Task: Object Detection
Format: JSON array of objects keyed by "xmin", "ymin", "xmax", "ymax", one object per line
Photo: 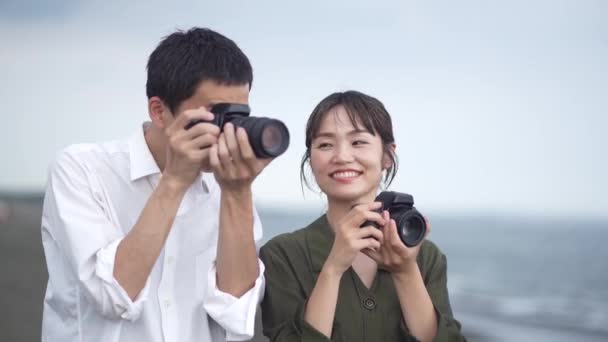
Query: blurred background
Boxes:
[{"xmin": 1, "ymin": 0, "xmax": 606, "ymax": 341}]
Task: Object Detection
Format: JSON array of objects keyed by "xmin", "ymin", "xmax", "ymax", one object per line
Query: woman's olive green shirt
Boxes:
[{"xmin": 260, "ymin": 215, "xmax": 466, "ymax": 342}]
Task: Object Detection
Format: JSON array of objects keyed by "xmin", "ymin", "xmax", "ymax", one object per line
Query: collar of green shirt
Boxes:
[{"xmin": 304, "ymin": 214, "xmax": 336, "ymax": 273}]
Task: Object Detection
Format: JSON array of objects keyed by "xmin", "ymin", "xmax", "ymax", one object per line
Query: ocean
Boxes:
[{"xmin": 258, "ymin": 208, "xmax": 608, "ymax": 340}]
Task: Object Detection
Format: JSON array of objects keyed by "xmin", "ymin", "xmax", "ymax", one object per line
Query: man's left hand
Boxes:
[{"xmin": 208, "ymin": 123, "xmax": 273, "ymax": 191}]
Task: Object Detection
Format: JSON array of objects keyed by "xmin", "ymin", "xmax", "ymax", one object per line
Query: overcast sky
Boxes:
[{"xmin": 1, "ymin": 0, "xmax": 606, "ymax": 218}]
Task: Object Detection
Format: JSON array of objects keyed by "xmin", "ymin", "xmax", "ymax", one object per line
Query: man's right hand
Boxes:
[
  {"xmin": 115, "ymin": 108, "xmax": 218, "ymax": 300},
  {"xmin": 162, "ymin": 108, "xmax": 220, "ymax": 191}
]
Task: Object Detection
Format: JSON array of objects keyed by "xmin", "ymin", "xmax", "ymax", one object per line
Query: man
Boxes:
[{"xmin": 41, "ymin": 27, "xmax": 272, "ymax": 341}]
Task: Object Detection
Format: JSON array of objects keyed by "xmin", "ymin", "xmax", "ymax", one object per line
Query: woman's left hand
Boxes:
[{"xmin": 363, "ymin": 211, "xmax": 432, "ymax": 275}]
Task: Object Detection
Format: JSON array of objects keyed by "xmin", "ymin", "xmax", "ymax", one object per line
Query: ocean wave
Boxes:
[{"xmin": 450, "ymin": 288, "xmax": 608, "ymax": 335}]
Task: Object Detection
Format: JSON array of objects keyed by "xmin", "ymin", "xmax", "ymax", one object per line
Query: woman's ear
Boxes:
[
  {"xmin": 148, "ymin": 96, "xmax": 171, "ymax": 129},
  {"xmin": 383, "ymin": 143, "xmax": 397, "ymax": 169}
]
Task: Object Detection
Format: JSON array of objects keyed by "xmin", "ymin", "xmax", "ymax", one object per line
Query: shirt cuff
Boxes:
[
  {"xmin": 398, "ymin": 318, "xmax": 421, "ymax": 342},
  {"xmin": 398, "ymin": 305, "xmax": 462, "ymax": 342},
  {"xmin": 432, "ymin": 306, "xmax": 463, "ymax": 342},
  {"xmin": 95, "ymin": 238, "xmax": 150, "ymax": 321},
  {"xmin": 294, "ymin": 299, "xmax": 334, "ymax": 341},
  {"xmin": 203, "ymin": 258, "xmax": 265, "ymax": 341}
]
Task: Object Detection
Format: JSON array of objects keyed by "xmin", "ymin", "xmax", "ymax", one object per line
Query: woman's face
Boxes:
[{"xmin": 310, "ymin": 105, "xmax": 391, "ymax": 205}]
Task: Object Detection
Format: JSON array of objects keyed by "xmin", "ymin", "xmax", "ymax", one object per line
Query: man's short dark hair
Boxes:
[{"xmin": 146, "ymin": 27, "xmax": 253, "ymax": 113}]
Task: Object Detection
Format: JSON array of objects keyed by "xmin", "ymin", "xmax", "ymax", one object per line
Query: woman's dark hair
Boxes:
[
  {"xmin": 300, "ymin": 90, "xmax": 398, "ymax": 191},
  {"xmin": 146, "ymin": 27, "xmax": 253, "ymax": 113}
]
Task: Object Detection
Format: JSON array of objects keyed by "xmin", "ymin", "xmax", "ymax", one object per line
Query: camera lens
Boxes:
[
  {"xmin": 229, "ymin": 116, "xmax": 290, "ymax": 158},
  {"xmin": 396, "ymin": 212, "xmax": 426, "ymax": 247},
  {"xmin": 261, "ymin": 122, "xmax": 288, "ymax": 156}
]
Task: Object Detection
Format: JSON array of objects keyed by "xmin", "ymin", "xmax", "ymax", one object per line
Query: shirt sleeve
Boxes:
[
  {"xmin": 202, "ymin": 206, "xmax": 265, "ymax": 341},
  {"xmin": 42, "ymin": 149, "xmax": 150, "ymax": 321},
  {"xmin": 259, "ymin": 240, "xmax": 333, "ymax": 342},
  {"xmin": 400, "ymin": 243, "xmax": 467, "ymax": 342},
  {"xmin": 203, "ymin": 258, "xmax": 265, "ymax": 341}
]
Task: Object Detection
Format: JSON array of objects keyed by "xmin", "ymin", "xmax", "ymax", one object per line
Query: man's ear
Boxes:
[
  {"xmin": 383, "ymin": 143, "xmax": 397, "ymax": 169},
  {"xmin": 148, "ymin": 96, "xmax": 171, "ymax": 129}
]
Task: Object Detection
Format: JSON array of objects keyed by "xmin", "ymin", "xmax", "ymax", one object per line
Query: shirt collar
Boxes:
[
  {"xmin": 129, "ymin": 122, "xmax": 160, "ymax": 181},
  {"xmin": 306, "ymin": 214, "xmax": 336, "ymax": 273}
]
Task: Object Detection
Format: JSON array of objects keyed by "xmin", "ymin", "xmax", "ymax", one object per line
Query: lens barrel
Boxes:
[
  {"xmin": 228, "ymin": 116, "xmax": 290, "ymax": 158},
  {"xmin": 360, "ymin": 191, "xmax": 427, "ymax": 247}
]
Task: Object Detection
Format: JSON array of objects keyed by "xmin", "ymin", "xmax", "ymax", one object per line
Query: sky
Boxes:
[{"xmin": 1, "ymin": 0, "xmax": 606, "ymax": 218}]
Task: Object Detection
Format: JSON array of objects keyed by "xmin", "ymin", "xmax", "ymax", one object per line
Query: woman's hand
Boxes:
[
  {"xmin": 323, "ymin": 202, "xmax": 386, "ymax": 276},
  {"xmin": 364, "ymin": 212, "xmax": 432, "ymax": 276}
]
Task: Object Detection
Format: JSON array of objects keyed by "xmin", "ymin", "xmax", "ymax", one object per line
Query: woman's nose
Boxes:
[{"xmin": 331, "ymin": 144, "xmax": 354, "ymax": 163}]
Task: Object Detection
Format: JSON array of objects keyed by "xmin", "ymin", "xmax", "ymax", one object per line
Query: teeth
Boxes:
[{"xmin": 332, "ymin": 171, "xmax": 359, "ymax": 178}]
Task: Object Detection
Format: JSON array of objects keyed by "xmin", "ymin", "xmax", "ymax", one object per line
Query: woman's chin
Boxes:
[{"xmin": 326, "ymin": 191, "xmax": 377, "ymax": 206}]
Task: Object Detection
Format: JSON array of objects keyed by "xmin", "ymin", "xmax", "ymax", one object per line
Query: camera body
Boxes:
[
  {"xmin": 184, "ymin": 103, "xmax": 290, "ymax": 158},
  {"xmin": 184, "ymin": 103, "xmax": 249, "ymax": 130},
  {"xmin": 362, "ymin": 191, "xmax": 427, "ymax": 247}
]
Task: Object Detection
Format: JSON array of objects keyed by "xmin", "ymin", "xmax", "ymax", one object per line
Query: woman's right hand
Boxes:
[{"xmin": 324, "ymin": 202, "xmax": 386, "ymax": 275}]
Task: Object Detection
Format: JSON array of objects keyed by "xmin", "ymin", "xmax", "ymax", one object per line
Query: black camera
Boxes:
[
  {"xmin": 361, "ymin": 191, "xmax": 427, "ymax": 247},
  {"xmin": 184, "ymin": 103, "xmax": 290, "ymax": 158}
]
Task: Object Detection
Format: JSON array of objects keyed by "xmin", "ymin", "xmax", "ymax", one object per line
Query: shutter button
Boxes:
[{"xmin": 363, "ymin": 297, "xmax": 376, "ymax": 310}]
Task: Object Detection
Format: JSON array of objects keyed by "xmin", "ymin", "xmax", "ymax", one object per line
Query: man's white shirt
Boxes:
[{"xmin": 41, "ymin": 123, "xmax": 265, "ymax": 342}]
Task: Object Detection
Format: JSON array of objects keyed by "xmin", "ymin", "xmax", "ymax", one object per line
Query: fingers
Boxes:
[
  {"xmin": 353, "ymin": 237, "xmax": 381, "ymax": 251},
  {"xmin": 359, "ymin": 201, "xmax": 383, "ymax": 211},
  {"xmin": 424, "ymin": 215, "xmax": 432, "ymax": 237},
  {"xmin": 235, "ymin": 126, "xmax": 257, "ymax": 164},
  {"xmin": 184, "ymin": 132, "xmax": 218, "ymax": 150},
  {"xmin": 167, "ymin": 108, "xmax": 214, "ymax": 135},
  {"xmin": 208, "ymin": 143, "xmax": 223, "ymax": 173},
  {"xmin": 223, "ymin": 123, "xmax": 241, "ymax": 164},
  {"xmin": 213, "ymin": 124, "xmax": 254, "ymax": 176},
  {"xmin": 383, "ymin": 216, "xmax": 393, "ymax": 247},
  {"xmin": 217, "ymin": 133, "xmax": 232, "ymax": 169},
  {"xmin": 347, "ymin": 202, "xmax": 385, "ymax": 227},
  {"xmin": 181, "ymin": 122, "xmax": 220, "ymax": 141},
  {"xmin": 377, "ymin": 217, "xmax": 402, "ymax": 252},
  {"xmin": 362, "ymin": 248, "xmax": 382, "ymax": 263},
  {"xmin": 388, "ymin": 219, "xmax": 408, "ymax": 251},
  {"xmin": 213, "ymin": 124, "xmax": 273, "ymax": 183},
  {"xmin": 166, "ymin": 108, "xmax": 219, "ymax": 158},
  {"xmin": 356, "ymin": 226, "xmax": 384, "ymax": 245}
]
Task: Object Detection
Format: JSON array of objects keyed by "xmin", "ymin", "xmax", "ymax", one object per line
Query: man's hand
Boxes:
[
  {"xmin": 115, "ymin": 108, "xmax": 221, "ymax": 300},
  {"xmin": 208, "ymin": 122, "xmax": 272, "ymax": 192},
  {"xmin": 163, "ymin": 108, "xmax": 220, "ymax": 191}
]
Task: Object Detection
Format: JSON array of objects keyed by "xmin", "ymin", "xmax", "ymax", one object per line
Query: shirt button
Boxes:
[
  {"xmin": 164, "ymin": 299, "xmax": 172, "ymax": 308},
  {"xmin": 363, "ymin": 297, "xmax": 376, "ymax": 310},
  {"xmin": 167, "ymin": 256, "xmax": 174, "ymax": 264}
]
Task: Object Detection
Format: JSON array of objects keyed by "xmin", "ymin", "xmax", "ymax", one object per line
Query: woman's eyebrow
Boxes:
[{"xmin": 315, "ymin": 129, "xmax": 369, "ymax": 139}]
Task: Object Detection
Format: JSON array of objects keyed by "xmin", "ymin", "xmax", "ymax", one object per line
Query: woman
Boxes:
[{"xmin": 260, "ymin": 91, "xmax": 466, "ymax": 341}]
